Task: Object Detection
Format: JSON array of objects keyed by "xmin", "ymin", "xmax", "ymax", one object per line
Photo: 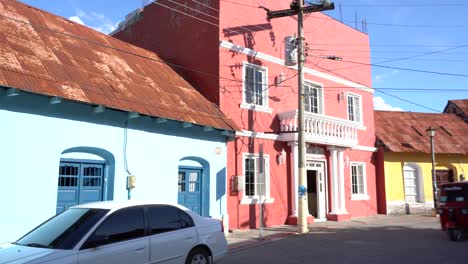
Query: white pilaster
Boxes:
[
  {"xmin": 328, "ymin": 147, "xmax": 341, "ymax": 214},
  {"xmin": 338, "ymin": 149, "xmax": 348, "ymax": 214},
  {"xmin": 289, "ymin": 142, "xmax": 299, "ymax": 216}
]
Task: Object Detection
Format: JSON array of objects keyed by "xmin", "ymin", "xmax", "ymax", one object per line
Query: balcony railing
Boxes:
[{"xmin": 278, "ymin": 110, "xmax": 359, "ymax": 147}]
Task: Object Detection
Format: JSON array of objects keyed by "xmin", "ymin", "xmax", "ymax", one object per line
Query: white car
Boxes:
[{"xmin": 0, "ymin": 201, "xmax": 227, "ymax": 264}]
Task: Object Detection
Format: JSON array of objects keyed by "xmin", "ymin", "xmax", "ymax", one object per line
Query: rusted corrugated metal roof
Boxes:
[
  {"xmin": 448, "ymin": 99, "xmax": 468, "ymax": 114},
  {"xmin": 375, "ymin": 111, "xmax": 468, "ymax": 154},
  {"xmin": 0, "ymin": 0, "xmax": 239, "ymax": 131}
]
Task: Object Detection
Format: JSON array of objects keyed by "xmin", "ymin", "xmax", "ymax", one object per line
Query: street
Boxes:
[{"xmin": 222, "ymin": 216, "xmax": 468, "ymax": 264}]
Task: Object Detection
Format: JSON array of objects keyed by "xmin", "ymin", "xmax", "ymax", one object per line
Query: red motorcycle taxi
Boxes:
[{"xmin": 437, "ymin": 181, "xmax": 468, "ymax": 241}]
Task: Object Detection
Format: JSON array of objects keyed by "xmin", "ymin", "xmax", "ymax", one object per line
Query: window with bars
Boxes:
[
  {"xmin": 347, "ymin": 93, "xmax": 362, "ymax": 122},
  {"xmin": 244, "ymin": 64, "xmax": 267, "ymax": 106},
  {"xmin": 351, "ymin": 163, "xmax": 366, "ymax": 196},
  {"xmin": 304, "ymin": 83, "xmax": 323, "ymax": 114},
  {"xmin": 244, "ymin": 155, "xmax": 268, "ymax": 197}
]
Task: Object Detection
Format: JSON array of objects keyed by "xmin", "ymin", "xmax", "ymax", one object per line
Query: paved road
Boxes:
[{"xmin": 221, "ymin": 216, "xmax": 468, "ymax": 264}]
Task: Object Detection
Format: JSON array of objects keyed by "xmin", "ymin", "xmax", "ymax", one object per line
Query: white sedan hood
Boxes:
[{"xmin": 0, "ymin": 243, "xmax": 60, "ymax": 264}]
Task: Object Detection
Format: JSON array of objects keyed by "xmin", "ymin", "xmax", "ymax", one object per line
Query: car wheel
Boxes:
[
  {"xmin": 448, "ymin": 229, "xmax": 462, "ymax": 241},
  {"xmin": 186, "ymin": 248, "xmax": 210, "ymax": 264}
]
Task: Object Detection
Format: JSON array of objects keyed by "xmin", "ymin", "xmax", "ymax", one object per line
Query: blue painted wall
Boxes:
[{"xmin": 0, "ymin": 90, "xmax": 229, "ymax": 242}]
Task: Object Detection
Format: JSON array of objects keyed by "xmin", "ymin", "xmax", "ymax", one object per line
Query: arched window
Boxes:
[{"xmin": 403, "ymin": 163, "xmax": 424, "ymax": 203}]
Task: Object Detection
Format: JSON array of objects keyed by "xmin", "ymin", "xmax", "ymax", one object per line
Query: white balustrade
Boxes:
[{"xmin": 278, "ymin": 110, "xmax": 359, "ymax": 147}]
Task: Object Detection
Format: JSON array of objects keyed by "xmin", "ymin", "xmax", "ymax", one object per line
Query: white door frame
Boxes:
[{"xmin": 306, "ymin": 159, "xmax": 328, "ymax": 221}]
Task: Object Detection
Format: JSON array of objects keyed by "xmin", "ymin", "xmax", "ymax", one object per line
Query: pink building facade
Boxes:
[{"xmin": 113, "ymin": 0, "xmax": 377, "ymax": 230}]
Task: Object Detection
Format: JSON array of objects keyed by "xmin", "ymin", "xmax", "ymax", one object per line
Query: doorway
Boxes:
[{"xmin": 306, "ymin": 161, "xmax": 327, "ymax": 221}]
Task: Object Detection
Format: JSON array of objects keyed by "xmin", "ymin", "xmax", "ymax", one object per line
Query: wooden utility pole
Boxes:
[{"xmin": 265, "ymin": 0, "xmax": 334, "ymax": 234}]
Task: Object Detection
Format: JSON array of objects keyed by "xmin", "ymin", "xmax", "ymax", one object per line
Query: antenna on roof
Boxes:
[{"xmin": 339, "ymin": 1, "xmax": 343, "ymax": 22}]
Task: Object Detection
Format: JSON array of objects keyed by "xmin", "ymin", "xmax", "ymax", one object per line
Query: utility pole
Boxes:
[{"xmin": 265, "ymin": 0, "xmax": 334, "ymax": 234}]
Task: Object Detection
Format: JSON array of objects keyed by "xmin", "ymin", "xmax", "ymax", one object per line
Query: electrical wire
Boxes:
[
  {"xmin": 307, "ymin": 54, "xmax": 468, "ymax": 78},
  {"xmin": 123, "ymin": 120, "xmax": 132, "ymax": 175},
  {"xmin": 5, "ymin": 2, "xmax": 457, "ymax": 115}
]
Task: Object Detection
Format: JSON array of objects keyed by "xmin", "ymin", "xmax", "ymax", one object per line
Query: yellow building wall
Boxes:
[{"xmin": 384, "ymin": 152, "xmax": 468, "ymax": 203}]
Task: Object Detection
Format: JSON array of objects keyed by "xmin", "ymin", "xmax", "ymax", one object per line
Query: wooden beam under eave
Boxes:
[
  {"xmin": 183, "ymin": 122, "xmax": 193, "ymax": 128},
  {"xmin": 93, "ymin": 105, "xmax": 106, "ymax": 113},
  {"xmin": 203, "ymin": 126, "xmax": 214, "ymax": 132},
  {"xmin": 6, "ymin": 88, "xmax": 20, "ymax": 97},
  {"xmin": 128, "ymin": 112, "xmax": 140, "ymax": 119},
  {"xmin": 49, "ymin": 96, "xmax": 62, "ymax": 105},
  {"xmin": 155, "ymin": 117, "xmax": 167, "ymax": 123}
]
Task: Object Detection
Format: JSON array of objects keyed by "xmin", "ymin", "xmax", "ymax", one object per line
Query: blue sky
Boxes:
[{"xmin": 19, "ymin": 0, "xmax": 468, "ymax": 113}]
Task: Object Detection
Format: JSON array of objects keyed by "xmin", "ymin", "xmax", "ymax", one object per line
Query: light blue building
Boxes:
[{"xmin": 0, "ymin": 0, "xmax": 237, "ymax": 242}]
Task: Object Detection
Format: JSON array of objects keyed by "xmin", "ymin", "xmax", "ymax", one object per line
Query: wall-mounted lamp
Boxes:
[
  {"xmin": 275, "ymin": 72, "xmax": 285, "ymax": 86},
  {"xmin": 277, "ymin": 148, "xmax": 286, "ymax": 165},
  {"xmin": 338, "ymin": 91, "xmax": 345, "ymax": 102}
]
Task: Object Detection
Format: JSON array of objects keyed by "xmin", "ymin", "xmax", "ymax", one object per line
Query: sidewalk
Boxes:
[{"xmin": 226, "ymin": 214, "xmax": 438, "ymax": 250}]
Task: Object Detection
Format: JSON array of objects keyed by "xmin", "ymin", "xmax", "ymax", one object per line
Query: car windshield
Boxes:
[
  {"xmin": 15, "ymin": 208, "xmax": 109, "ymax": 250},
  {"xmin": 439, "ymin": 186, "xmax": 467, "ymax": 202}
]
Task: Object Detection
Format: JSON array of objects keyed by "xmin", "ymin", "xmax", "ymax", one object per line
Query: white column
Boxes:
[
  {"xmin": 328, "ymin": 147, "xmax": 341, "ymax": 214},
  {"xmin": 289, "ymin": 142, "xmax": 299, "ymax": 216},
  {"xmin": 338, "ymin": 149, "xmax": 348, "ymax": 214}
]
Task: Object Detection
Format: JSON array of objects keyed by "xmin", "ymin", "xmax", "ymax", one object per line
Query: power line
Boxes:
[
  {"xmin": 307, "ymin": 53, "xmax": 468, "ymax": 78},
  {"xmin": 150, "ymin": 1, "xmax": 468, "ymax": 78},
  {"xmin": 310, "ymin": 62, "xmax": 441, "ymax": 113},
  {"xmin": 306, "ymin": 14, "xmax": 467, "ymax": 28},
  {"xmin": 341, "ymin": 3, "xmax": 468, "ymax": 7}
]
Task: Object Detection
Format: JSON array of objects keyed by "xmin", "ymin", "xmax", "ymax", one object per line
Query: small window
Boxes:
[
  {"xmin": 244, "ymin": 155, "xmax": 268, "ymax": 197},
  {"xmin": 148, "ymin": 205, "xmax": 194, "ymax": 235},
  {"xmin": 82, "ymin": 207, "xmax": 145, "ymax": 249},
  {"xmin": 351, "ymin": 163, "xmax": 366, "ymax": 196},
  {"xmin": 347, "ymin": 93, "xmax": 362, "ymax": 123},
  {"xmin": 244, "ymin": 63, "xmax": 267, "ymax": 106},
  {"xmin": 304, "ymin": 83, "xmax": 323, "ymax": 114}
]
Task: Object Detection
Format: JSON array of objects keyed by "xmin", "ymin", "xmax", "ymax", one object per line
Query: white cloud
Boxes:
[
  {"xmin": 373, "ymin": 96, "xmax": 404, "ymax": 111},
  {"xmin": 72, "ymin": 9, "xmax": 117, "ymax": 34},
  {"xmin": 373, "ymin": 69, "xmax": 399, "ymax": 84},
  {"xmin": 69, "ymin": 16, "xmax": 85, "ymax": 25}
]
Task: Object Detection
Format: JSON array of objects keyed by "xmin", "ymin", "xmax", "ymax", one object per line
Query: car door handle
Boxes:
[
  {"xmin": 135, "ymin": 247, "xmax": 145, "ymax": 251},
  {"xmin": 184, "ymin": 236, "xmax": 194, "ymax": 240}
]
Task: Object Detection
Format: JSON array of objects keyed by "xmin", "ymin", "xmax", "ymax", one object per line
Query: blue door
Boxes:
[
  {"xmin": 56, "ymin": 161, "xmax": 104, "ymax": 214},
  {"xmin": 178, "ymin": 167, "xmax": 202, "ymax": 215}
]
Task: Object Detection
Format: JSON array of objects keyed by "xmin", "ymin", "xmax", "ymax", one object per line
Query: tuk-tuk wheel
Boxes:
[{"xmin": 448, "ymin": 229, "xmax": 462, "ymax": 241}]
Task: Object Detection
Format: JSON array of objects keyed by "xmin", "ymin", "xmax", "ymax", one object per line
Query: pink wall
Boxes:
[{"xmin": 113, "ymin": 0, "xmax": 377, "ymax": 229}]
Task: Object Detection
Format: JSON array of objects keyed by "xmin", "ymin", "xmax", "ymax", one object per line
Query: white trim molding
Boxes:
[
  {"xmin": 220, "ymin": 40, "xmax": 373, "ymax": 94},
  {"xmin": 351, "ymin": 145, "xmax": 377, "ymax": 152},
  {"xmin": 236, "ymin": 130, "xmax": 280, "ymax": 140}
]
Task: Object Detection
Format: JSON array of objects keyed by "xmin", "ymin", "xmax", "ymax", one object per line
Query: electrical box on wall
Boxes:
[
  {"xmin": 232, "ymin": 175, "xmax": 245, "ymax": 192},
  {"xmin": 127, "ymin": 175, "xmax": 136, "ymax": 189},
  {"xmin": 284, "ymin": 36, "xmax": 298, "ymax": 66}
]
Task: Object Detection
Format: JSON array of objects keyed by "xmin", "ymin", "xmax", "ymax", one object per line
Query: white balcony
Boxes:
[{"xmin": 278, "ymin": 110, "xmax": 359, "ymax": 147}]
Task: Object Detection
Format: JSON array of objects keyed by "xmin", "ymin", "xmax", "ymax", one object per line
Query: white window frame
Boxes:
[
  {"xmin": 304, "ymin": 80, "xmax": 325, "ymax": 115},
  {"xmin": 346, "ymin": 92, "xmax": 363, "ymax": 124},
  {"xmin": 350, "ymin": 162, "xmax": 369, "ymax": 200},
  {"xmin": 240, "ymin": 62, "xmax": 272, "ymax": 113},
  {"xmin": 240, "ymin": 153, "xmax": 274, "ymax": 204},
  {"xmin": 403, "ymin": 163, "xmax": 424, "ymax": 203}
]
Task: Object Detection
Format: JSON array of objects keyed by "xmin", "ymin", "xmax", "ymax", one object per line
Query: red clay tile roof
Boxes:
[
  {"xmin": 0, "ymin": 0, "xmax": 238, "ymax": 131},
  {"xmin": 375, "ymin": 111, "xmax": 468, "ymax": 154},
  {"xmin": 446, "ymin": 99, "xmax": 468, "ymax": 114}
]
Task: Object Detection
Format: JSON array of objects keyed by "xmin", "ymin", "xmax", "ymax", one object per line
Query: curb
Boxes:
[{"xmin": 228, "ymin": 232, "xmax": 297, "ymax": 251}]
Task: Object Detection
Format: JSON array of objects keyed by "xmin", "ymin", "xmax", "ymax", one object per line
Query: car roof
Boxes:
[
  {"xmin": 441, "ymin": 181, "xmax": 468, "ymax": 187},
  {"xmin": 72, "ymin": 200, "xmax": 190, "ymax": 211}
]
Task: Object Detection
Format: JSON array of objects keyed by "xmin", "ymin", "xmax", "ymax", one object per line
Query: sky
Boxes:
[{"xmin": 18, "ymin": 0, "xmax": 468, "ymax": 113}]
